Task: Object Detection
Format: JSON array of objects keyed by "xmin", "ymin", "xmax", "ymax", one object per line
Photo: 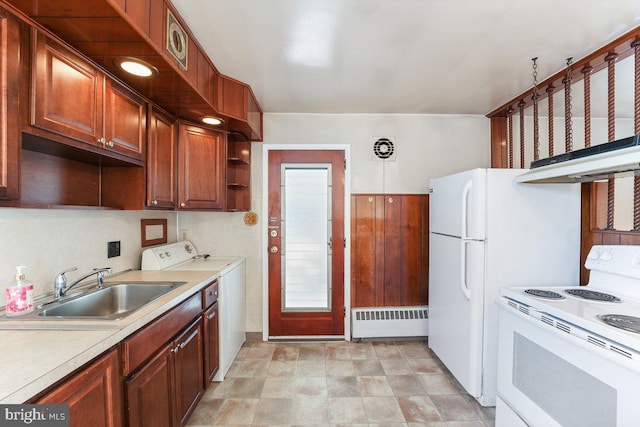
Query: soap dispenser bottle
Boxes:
[{"xmin": 5, "ymin": 266, "xmax": 34, "ymax": 316}]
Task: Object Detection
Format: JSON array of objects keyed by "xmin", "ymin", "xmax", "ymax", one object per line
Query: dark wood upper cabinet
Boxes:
[
  {"xmin": 177, "ymin": 123, "xmax": 226, "ymax": 210},
  {"xmin": 0, "ymin": 6, "xmax": 21, "ymax": 203},
  {"xmin": 104, "ymin": 79, "xmax": 146, "ymax": 159},
  {"xmin": 147, "ymin": 106, "xmax": 177, "ymax": 208},
  {"xmin": 31, "ymin": 30, "xmax": 103, "ymax": 147},
  {"xmin": 29, "ymin": 29, "xmax": 145, "ymax": 162},
  {"xmin": 217, "ymin": 76, "xmax": 246, "ymax": 120},
  {"xmin": 34, "ymin": 348, "xmax": 124, "ymax": 427},
  {"xmin": 351, "ymin": 194, "xmax": 429, "ymax": 307}
]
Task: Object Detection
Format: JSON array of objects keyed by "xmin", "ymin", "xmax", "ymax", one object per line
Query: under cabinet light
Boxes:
[
  {"xmin": 114, "ymin": 57, "xmax": 159, "ymax": 78},
  {"xmin": 201, "ymin": 116, "xmax": 224, "ymax": 126}
]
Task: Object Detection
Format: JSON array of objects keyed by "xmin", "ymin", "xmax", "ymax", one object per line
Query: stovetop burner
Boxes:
[
  {"xmin": 598, "ymin": 314, "xmax": 640, "ymax": 334},
  {"xmin": 565, "ymin": 288, "xmax": 621, "ymax": 303},
  {"xmin": 524, "ymin": 289, "xmax": 565, "ymax": 300}
]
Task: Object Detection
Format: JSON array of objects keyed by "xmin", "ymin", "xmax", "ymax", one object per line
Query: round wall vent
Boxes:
[{"xmin": 373, "ymin": 138, "xmax": 395, "ymax": 160}]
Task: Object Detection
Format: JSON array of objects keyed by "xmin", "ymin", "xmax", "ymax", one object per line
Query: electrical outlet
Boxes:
[
  {"xmin": 108, "ymin": 241, "xmax": 121, "ymax": 258},
  {"xmin": 180, "ymin": 229, "xmax": 189, "ymax": 241}
]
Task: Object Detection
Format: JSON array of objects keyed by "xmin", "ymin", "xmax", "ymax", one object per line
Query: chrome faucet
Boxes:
[{"xmin": 54, "ymin": 267, "xmax": 113, "ymax": 299}]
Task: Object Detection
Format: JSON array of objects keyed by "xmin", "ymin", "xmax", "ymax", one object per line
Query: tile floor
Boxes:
[{"xmin": 187, "ymin": 340, "xmax": 495, "ymax": 426}]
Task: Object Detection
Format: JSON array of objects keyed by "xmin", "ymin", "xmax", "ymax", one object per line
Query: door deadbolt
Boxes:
[
  {"xmin": 270, "ymin": 229, "xmax": 278, "ymax": 237},
  {"xmin": 270, "ymin": 246, "xmax": 279, "ymax": 254}
]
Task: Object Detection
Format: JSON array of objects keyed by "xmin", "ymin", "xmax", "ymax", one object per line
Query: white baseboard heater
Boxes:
[{"xmin": 351, "ymin": 306, "xmax": 429, "ymax": 339}]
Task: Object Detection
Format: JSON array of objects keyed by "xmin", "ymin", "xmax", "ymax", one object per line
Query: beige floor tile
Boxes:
[
  {"xmin": 326, "ymin": 359, "xmax": 356, "ymax": 376},
  {"xmin": 349, "ymin": 342, "xmax": 378, "ymax": 359},
  {"xmin": 272, "ymin": 345, "xmax": 300, "ymax": 361},
  {"xmin": 359, "ymin": 376, "xmax": 394, "ymax": 396},
  {"xmin": 381, "ymin": 359, "xmax": 414, "ymax": 375},
  {"xmin": 234, "ymin": 346, "xmax": 251, "ymax": 361},
  {"xmin": 214, "ymin": 398, "xmax": 258, "ymax": 425},
  {"xmin": 407, "ymin": 422, "xmax": 448, "ymax": 427},
  {"xmin": 417, "ymin": 374, "xmax": 460, "ymax": 395},
  {"xmin": 227, "ymin": 378, "xmax": 266, "ymax": 398},
  {"xmin": 354, "ymin": 359, "xmax": 385, "ymax": 375},
  {"xmin": 325, "ymin": 342, "xmax": 352, "ymax": 360},
  {"xmin": 407, "ymin": 358, "xmax": 443, "ymax": 374},
  {"xmin": 298, "ymin": 345, "xmax": 325, "ymax": 360},
  {"xmin": 397, "ymin": 395, "xmax": 442, "ymax": 423},
  {"xmin": 387, "ymin": 375, "xmax": 427, "ymax": 396},
  {"xmin": 327, "ymin": 376, "xmax": 362, "ymax": 397},
  {"xmin": 261, "ymin": 377, "xmax": 296, "ymax": 398},
  {"xmin": 245, "ymin": 345, "xmax": 275, "ymax": 361},
  {"xmin": 295, "ymin": 376, "xmax": 328, "ymax": 396},
  {"xmin": 291, "ymin": 397, "xmax": 329, "ymax": 424},
  {"xmin": 185, "ymin": 398, "xmax": 224, "ymax": 426},
  {"xmin": 296, "ymin": 360, "xmax": 326, "ymax": 376},
  {"xmin": 398, "ymin": 343, "xmax": 432, "ymax": 359},
  {"xmin": 225, "ymin": 360, "xmax": 243, "ymax": 378},
  {"xmin": 252, "ymin": 398, "xmax": 293, "ymax": 425},
  {"xmin": 202, "ymin": 380, "xmax": 234, "ymax": 399},
  {"xmin": 429, "ymin": 395, "xmax": 482, "ymax": 422},
  {"xmin": 237, "ymin": 360, "xmax": 270, "ymax": 378},
  {"xmin": 362, "ymin": 396, "xmax": 405, "ymax": 423},
  {"xmin": 373, "ymin": 343, "xmax": 404, "ymax": 359},
  {"xmin": 267, "ymin": 360, "xmax": 297, "ymax": 377},
  {"xmin": 327, "ymin": 397, "xmax": 368, "ymax": 423},
  {"xmin": 446, "ymin": 422, "xmax": 488, "ymax": 427}
]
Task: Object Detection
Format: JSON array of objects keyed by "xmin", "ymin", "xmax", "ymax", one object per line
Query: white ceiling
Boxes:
[{"xmin": 171, "ymin": 0, "xmax": 640, "ymax": 116}]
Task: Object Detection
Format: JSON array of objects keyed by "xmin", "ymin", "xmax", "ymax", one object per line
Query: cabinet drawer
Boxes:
[
  {"xmin": 121, "ymin": 292, "xmax": 202, "ymax": 376},
  {"xmin": 202, "ymin": 280, "xmax": 218, "ymax": 308}
]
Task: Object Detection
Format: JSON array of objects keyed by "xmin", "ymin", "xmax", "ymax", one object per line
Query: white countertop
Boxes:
[{"xmin": 0, "ymin": 269, "xmax": 220, "ymax": 403}]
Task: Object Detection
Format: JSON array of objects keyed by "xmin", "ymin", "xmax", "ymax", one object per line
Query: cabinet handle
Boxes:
[
  {"xmin": 180, "ymin": 328, "xmax": 199, "ymax": 349},
  {"xmin": 171, "ymin": 345, "xmax": 180, "ymax": 354},
  {"xmin": 107, "ymin": 141, "xmax": 114, "ymax": 147},
  {"xmin": 98, "ymin": 137, "xmax": 106, "ymax": 145},
  {"xmin": 152, "ymin": 200, "xmax": 158, "ymax": 206},
  {"xmin": 207, "ymin": 311, "xmax": 216, "ymax": 320},
  {"xmin": 180, "ymin": 202, "xmax": 186, "ymax": 208},
  {"xmin": 388, "ymin": 197, "xmax": 394, "ymax": 203}
]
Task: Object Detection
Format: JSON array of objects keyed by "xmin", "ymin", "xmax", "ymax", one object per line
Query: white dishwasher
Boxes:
[{"xmin": 141, "ymin": 240, "xmax": 246, "ymax": 382}]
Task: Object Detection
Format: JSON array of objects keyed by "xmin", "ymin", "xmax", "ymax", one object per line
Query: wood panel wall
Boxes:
[{"xmin": 350, "ymin": 194, "xmax": 429, "ymax": 308}]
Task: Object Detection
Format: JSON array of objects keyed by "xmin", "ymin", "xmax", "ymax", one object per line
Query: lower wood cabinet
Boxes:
[
  {"xmin": 126, "ymin": 318, "xmax": 203, "ymax": 427},
  {"xmin": 203, "ymin": 301, "xmax": 219, "ymax": 383},
  {"xmin": 34, "ymin": 348, "xmax": 123, "ymax": 427}
]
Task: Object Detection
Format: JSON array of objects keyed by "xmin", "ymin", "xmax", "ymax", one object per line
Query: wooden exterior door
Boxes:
[{"xmin": 268, "ymin": 150, "xmax": 345, "ymax": 337}]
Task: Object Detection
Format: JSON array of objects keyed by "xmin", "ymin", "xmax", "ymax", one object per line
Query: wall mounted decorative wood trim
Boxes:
[{"xmin": 141, "ymin": 218, "xmax": 167, "ymax": 247}]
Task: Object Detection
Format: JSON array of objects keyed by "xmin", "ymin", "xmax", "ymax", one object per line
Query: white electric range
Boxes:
[
  {"xmin": 496, "ymin": 245, "xmax": 640, "ymax": 427},
  {"xmin": 141, "ymin": 241, "xmax": 246, "ymax": 382}
]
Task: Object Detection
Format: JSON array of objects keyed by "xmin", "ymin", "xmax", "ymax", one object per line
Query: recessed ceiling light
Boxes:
[
  {"xmin": 202, "ymin": 116, "xmax": 224, "ymax": 126},
  {"xmin": 114, "ymin": 57, "xmax": 159, "ymax": 78}
]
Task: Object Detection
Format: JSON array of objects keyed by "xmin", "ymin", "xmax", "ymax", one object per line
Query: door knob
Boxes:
[
  {"xmin": 270, "ymin": 246, "xmax": 279, "ymax": 254},
  {"xmin": 270, "ymin": 229, "xmax": 278, "ymax": 237}
]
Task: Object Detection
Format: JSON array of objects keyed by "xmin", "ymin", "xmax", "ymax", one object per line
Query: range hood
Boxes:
[{"xmin": 516, "ymin": 134, "xmax": 640, "ymax": 183}]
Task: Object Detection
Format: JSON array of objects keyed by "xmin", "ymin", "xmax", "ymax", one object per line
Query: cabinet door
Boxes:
[
  {"xmin": 203, "ymin": 302, "xmax": 219, "ymax": 384},
  {"xmin": 0, "ymin": 8, "xmax": 20, "ymax": 202},
  {"xmin": 32, "ymin": 30, "xmax": 103, "ymax": 145},
  {"xmin": 104, "ymin": 80, "xmax": 145, "ymax": 160},
  {"xmin": 36, "ymin": 348, "xmax": 123, "ymax": 427},
  {"xmin": 173, "ymin": 318, "xmax": 204, "ymax": 426},
  {"xmin": 147, "ymin": 107, "xmax": 177, "ymax": 208},
  {"xmin": 178, "ymin": 124, "xmax": 226, "ymax": 210},
  {"xmin": 126, "ymin": 342, "xmax": 176, "ymax": 427}
]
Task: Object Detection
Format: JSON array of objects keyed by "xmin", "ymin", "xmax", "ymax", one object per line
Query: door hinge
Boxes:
[
  {"xmin": 344, "ymin": 238, "xmax": 347, "ymax": 248},
  {"xmin": 344, "ymin": 158, "xmax": 347, "ymax": 169},
  {"xmin": 344, "ymin": 307, "xmax": 346, "ymax": 317}
]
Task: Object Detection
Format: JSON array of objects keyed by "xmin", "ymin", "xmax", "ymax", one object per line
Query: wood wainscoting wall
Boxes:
[{"xmin": 350, "ymin": 194, "xmax": 429, "ymax": 308}]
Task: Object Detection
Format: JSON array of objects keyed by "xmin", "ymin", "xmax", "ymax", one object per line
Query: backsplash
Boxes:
[{"xmin": 0, "ymin": 208, "xmax": 177, "ymax": 302}]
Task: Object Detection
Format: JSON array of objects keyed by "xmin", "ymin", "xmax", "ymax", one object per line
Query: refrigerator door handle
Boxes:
[
  {"xmin": 460, "ymin": 179, "xmax": 473, "ymax": 239},
  {"xmin": 460, "ymin": 239, "xmax": 472, "ymax": 300}
]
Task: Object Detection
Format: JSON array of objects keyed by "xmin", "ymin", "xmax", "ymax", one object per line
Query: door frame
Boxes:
[{"xmin": 262, "ymin": 144, "xmax": 351, "ymax": 341}]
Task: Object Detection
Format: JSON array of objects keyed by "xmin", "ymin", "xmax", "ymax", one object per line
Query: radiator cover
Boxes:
[{"xmin": 351, "ymin": 306, "xmax": 429, "ymax": 339}]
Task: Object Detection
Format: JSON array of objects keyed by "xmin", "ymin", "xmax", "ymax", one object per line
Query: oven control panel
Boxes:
[{"xmin": 585, "ymin": 245, "xmax": 640, "ymax": 278}]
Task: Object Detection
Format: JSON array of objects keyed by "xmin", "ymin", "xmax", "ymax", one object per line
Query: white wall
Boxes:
[
  {"xmin": 0, "ymin": 209, "xmax": 176, "ymax": 299},
  {"xmin": 180, "ymin": 113, "xmax": 491, "ymax": 333}
]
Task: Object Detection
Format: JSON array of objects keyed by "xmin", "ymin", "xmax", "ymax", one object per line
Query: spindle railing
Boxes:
[{"xmin": 487, "ymin": 25, "xmax": 640, "ymax": 284}]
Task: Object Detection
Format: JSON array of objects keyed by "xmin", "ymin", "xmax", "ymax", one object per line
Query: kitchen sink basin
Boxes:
[{"xmin": 37, "ymin": 283, "xmax": 181, "ymax": 320}]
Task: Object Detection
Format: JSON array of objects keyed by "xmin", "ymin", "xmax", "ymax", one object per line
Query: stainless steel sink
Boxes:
[{"xmin": 37, "ymin": 282, "xmax": 182, "ymax": 320}]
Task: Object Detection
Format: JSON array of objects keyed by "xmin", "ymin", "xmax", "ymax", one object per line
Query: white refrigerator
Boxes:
[{"xmin": 428, "ymin": 168, "xmax": 580, "ymax": 406}]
